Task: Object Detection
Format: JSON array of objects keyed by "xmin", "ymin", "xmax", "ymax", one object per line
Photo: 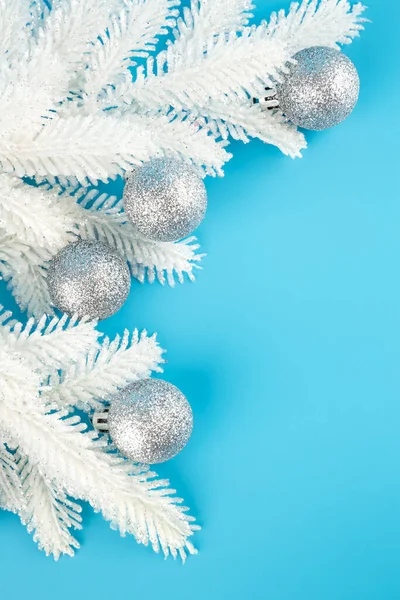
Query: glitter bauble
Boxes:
[
  {"xmin": 276, "ymin": 46, "xmax": 360, "ymax": 131},
  {"xmin": 107, "ymin": 379, "xmax": 193, "ymax": 464},
  {"xmin": 47, "ymin": 240, "xmax": 130, "ymax": 320},
  {"xmin": 123, "ymin": 158, "xmax": 207, "ymax": 242}
]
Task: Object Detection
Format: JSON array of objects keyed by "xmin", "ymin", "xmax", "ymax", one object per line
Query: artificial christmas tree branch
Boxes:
[
  {"xmin": 0, "ymin": 309, "xmax": 197, "ymax": 559},
  {"xmin": 0, "ymin": 0, "xmax": 366, "ymax": 316},
  {"xmin": 0, "ymin": 0, "xmax": 367, "ymax": 559}
]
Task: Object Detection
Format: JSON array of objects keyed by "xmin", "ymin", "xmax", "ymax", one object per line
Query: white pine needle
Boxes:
[
  {"xmin": 20, "ymin": 458, "xmax": 82, "ymax": 560},
  {"xmin": 0, "ymin": 444, "xmax": 23, "ymax": 512}
]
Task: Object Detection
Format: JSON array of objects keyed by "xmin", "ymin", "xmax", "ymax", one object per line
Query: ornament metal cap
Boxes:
[{"xmin": 92, "ymin": 408, "xmax": 110, "ymax": 433}]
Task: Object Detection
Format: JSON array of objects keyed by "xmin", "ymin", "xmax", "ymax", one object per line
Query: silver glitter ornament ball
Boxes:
[
  {"xmin": 276, "ymin": 46, "xmax": 360, "ymax": 131},
  {"xmin": 47, "ymin": 240, "xmax": 131, "ymax": 320},
  {"xmin": 123, "ymin": 158, "xmax": 207, "ymax": 242},
  {"xmin": 106, "ymin": 379, "xmax": 193, "ymax": 464}
]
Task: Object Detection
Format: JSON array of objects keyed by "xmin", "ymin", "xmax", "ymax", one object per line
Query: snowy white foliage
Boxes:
[
  {"xmin": 0, "ymin": 307, "xmax": 199, "ymax": 560},
  {"xmin": 0, "ymin": 0, "xmax": 366, "ymax": 316},
  {"xmin": 0, "ymin": 0, "xmax": 368, "ymax": 562}
]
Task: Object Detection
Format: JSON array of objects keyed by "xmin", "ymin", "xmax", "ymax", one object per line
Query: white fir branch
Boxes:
[
  {"xmin": 173, "ymin": 101, "xmax": 306, "ymax": 157},
  {"xmin": 4, "ymin": 263, "xmax": 50, "ymax": 318},
  {"xmin": 0, "ymin": 310, "xmax": 101, "ymax": 372},
  {"xmin": 130, "ymin": 236, "xmax": 204, "ymax": 285},
  {"xmin": 0, "ymin": 0, "xmax": 366, "ymax": 191},
  {"xmin": 0, "ymin": 175, "xmax": 77, "ymax": 248},
  {"xmin": 0, "ymin": 1, "xmax": 88, "ymax": 129},
  {"xmin": 83, "ymin": 0, "xmax": 180, "ymax": 98},
  {"xmin": 0, "ymin": 241, "xmax": 53, "ymax": 318},
  {"xmin": 0, "ymin": 310, "xmax": 196, "ymax": 557},
  {"xmin": 170, "ymin": 0, "xmax": 254, "ymax": 56},
  {"xmin": 46, "ymin": 329, "xmax": 165, "ymax": 411},
  {"xmin": 0, "ymin": 233, "xmax": 44, "ymax": 268},
  {"xmin": 264, "ymin": 0, "xmax": 367, "ymax": 54},
  {"xmin": 0, "ymin": 351, "xmax": 40, "ymax": 410},
  {"xmin": 0, "ymin": 113, "xmax": 228, "ymax": 183},
  {"xmin": 0, "ymin": 0, "xmax": 31, "ymax": 58},
  {"xmin": 38, "ymin": 0, "xmax": 123, "ymax": 66},
  {"xmin": 0, "ymin": 444, "xmax": 23, "ymax": 512},
  {"xmin": 0, "ymin": 69, "xmax": 59, "ymax": 140},
  {"xmin": 149, "ymin": 114, "xmax": 230, "ymax": 177},
  {"xmin": 0, "ymin": 115, "xmax": 150, "ymax": 183},
  {"xmin": 0, "ymin": 402, "xmax": 197, "ymax": 559},
  {"xmin": 19, "ymin": 458, "xmax": 82, "ymax": 560},
  {"xmin": 113, "ymin": 1, "xmax": 365, "ymax": 151},
  {"xmin": 0, "ymin": 0, "xmax": 120, "ymax": 138},
  {"xmin": 123, "ymin": 26, "xmax": 288, "ymax": 112}
]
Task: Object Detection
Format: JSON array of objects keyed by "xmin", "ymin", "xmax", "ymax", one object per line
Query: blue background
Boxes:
[{"xmin": 1, "ymin": 1, "xmax": 400, "ymax": 598}]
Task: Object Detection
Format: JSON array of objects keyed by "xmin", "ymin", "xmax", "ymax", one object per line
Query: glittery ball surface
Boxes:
[
  {"xmin": 123, "ymin": 158, "xmax": 207, "ymax": 242},
  {"xmin": 276, "ymin": 46, "xmax": 360, "ymax": 131},
  {"xmin": 108, "ymin": 379, "xmax": 193, "ymax": 464},
  {"xmin": 47, "ymin": 240, "xmax": 131, "ymax": 320}
]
